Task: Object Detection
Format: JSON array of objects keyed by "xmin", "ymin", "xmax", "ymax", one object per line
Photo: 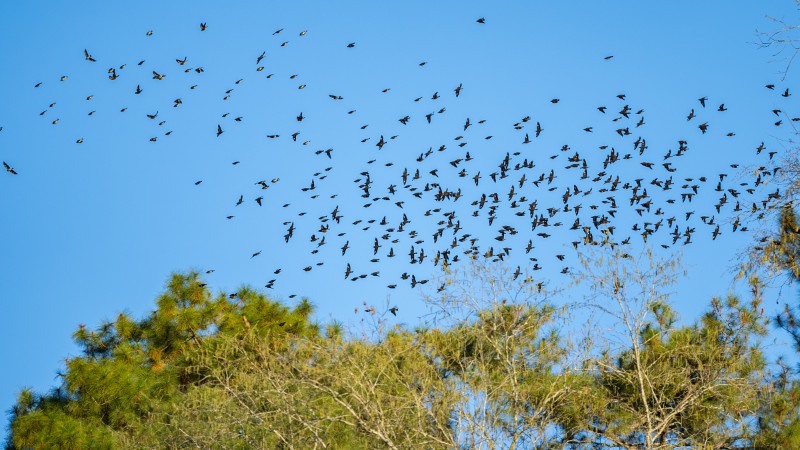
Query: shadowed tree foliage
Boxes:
[
  {"xmin": 747, "ymin": 206, "xmax": 800, "ymax": 448},
  {"xmin": 763, "ymin": 208, "xmax": 800, "ymax": 347},
  {"xmin": 572, "ymin": 295, "xmax": 771, "ymax": 448},
  {"xmin": 555, "ymin": 249, "xmax": 777, "ymax": 449}
]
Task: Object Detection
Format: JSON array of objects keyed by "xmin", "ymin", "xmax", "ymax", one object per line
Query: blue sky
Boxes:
[{"xmin": 2, "ymin": 0, "xmax": 800, "ymax": 439}]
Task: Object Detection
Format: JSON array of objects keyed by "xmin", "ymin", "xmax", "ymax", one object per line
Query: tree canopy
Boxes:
[{"xmin": 7, "ymin": 253, "xmax": 800, "ymax": 449}]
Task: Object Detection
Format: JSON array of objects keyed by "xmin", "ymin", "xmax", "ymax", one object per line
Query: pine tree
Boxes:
[{"xmin": 7, "ymin": 272, "xmax": 318, "ymax": 449}]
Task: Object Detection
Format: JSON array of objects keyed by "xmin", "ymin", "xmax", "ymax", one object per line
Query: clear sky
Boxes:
[{"xmin": 2, "ymin": 0, "xmax": 800, "ymax": 439}]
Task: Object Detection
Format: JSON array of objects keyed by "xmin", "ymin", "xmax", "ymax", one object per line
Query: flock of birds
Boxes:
[{"xmin": 1, "ymin": 19, "xmax": 792, "ymax": 315}]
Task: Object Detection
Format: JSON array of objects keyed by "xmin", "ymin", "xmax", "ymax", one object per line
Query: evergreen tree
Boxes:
[{"xmin": 7, "ymin": 272, "xmax": 317, "ymax": 449}]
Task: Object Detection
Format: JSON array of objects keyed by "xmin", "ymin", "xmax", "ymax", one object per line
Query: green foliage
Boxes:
[
  {"xmin": 763, "ymin": 207, "xmax": 800, "ymax": 280},
  {"xmin": 571, "ymin": 296, "xmax": 768, "ymax": 448},
  {"xmin": 6, "ymin": 262, "xmax": 800, "ymax": 449},
  {"xmin": 763, "ymin": 208, "xmax": 800, "ymax": 354},
  {"xmin": 755, "ymin": 206, "xmax": 800, "ymax": 446},
  {"xmin": 7, "ymin": 272, "xmax": 316, "ymax": 449}
]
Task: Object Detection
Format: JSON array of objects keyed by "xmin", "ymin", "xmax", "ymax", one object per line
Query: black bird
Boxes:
[
  {"xmin": 217, "ymin": 124, "xmax": 223, "ymax": 137},
  {"xmin": 200, "ymin": 22, "xmax": 208, "ymax": 31},
  {"xmin": 3, "ymin": 161, "xmax": 18, "ymax": 175},
  {"xmin": 345, "ymin": 263, "xmax": 352, "ymax": 279},
  {"xmin": 476, "ymin": 18, "xmax": 485, "ymax": 24},
  {"xmin": 83, "ymin": 49, "xmax": 96, "ymax": 62}
]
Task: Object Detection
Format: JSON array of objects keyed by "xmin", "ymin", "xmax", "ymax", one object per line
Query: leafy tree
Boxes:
[
  {"xmin": 139, "ymin": 326, "xmax": 458, "ymax": 449},
  {"xmin": 563, "ymin": 248, "xmax": 774, "ymax": 449},
  {"xmin": 7, "ymin": 272, "xmax": 317, "ymax": 449},
  {"xmin": 8, "ymin": 256, "xmax": 800, "ymax": 449},
  {"xmin": 421, "ymin": 260, "xmax": 574, "ymax": 449},
  {"xmin": 761, "ymin": 208, "xmax": 800, "ymax": 347}
]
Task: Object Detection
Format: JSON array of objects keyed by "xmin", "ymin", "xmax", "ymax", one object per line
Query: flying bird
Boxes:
[{"xmin": 3, "ymin": 162, "xmax": 17, "ymax": 175}]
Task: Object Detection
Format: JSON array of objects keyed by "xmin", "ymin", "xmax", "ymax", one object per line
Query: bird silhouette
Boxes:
[
  {"xmin": 3, "ymin": 162, "xmax": 18, "ymax": 175},
  {"xmin": 7, "ymin": 19, "xmax": 786, "ymax": 315}
]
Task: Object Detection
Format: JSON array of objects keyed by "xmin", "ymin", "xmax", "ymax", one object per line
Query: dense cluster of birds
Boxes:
[{"xmin": 1, "ymin": 19, "xmax": 791, "ymax": 315}]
